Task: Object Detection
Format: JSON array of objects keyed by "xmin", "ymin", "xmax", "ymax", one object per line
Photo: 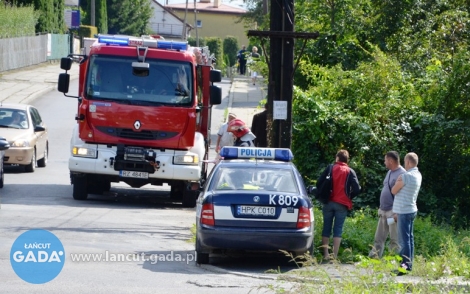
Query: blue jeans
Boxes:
[
  {"xmin": 397, "ymin": 212, "xmax": 417, "ymax": 270},
  {"xmin": 322, "ymin": 201, "xmax": 348, "ymax": 238}
]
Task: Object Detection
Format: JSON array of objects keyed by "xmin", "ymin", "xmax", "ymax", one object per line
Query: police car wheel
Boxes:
[
  {"xmin": 196, "ymin": 237, "xmax": 209, "ymax": 264},
  {"xmin": 196, "ymin": 251, "xmax": 209, "ymax": 265}
]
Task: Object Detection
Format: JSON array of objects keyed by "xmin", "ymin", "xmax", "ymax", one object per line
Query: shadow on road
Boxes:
[{"xmin": 1, "ymin": 182, "xmax": 194, "ymax": 210}]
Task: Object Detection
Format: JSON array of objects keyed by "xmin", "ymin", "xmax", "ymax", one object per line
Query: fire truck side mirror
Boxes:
[
  {"xmin": 58, "ymin": 73, "xmax": 70, "ymax": 94},
  {"xmin": 210, "ymin": 85, "xmax": 222, "ymax": 105},
  {"xmin": 60, "ymin": 57, "xmax": 73, "ymax": 70},
  {"xmin": 210, "ymin": 69, "xmax": 222, "ymax": 83}
]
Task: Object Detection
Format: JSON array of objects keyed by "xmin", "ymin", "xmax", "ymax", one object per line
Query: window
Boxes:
[{"xmin": 196, "ymin": 20, "xmax": 202, "ymax": 28}]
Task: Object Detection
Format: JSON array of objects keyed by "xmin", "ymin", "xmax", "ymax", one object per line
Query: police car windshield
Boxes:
[
  {"xmin": 85, "ymin": 56, "xmax": 192, "ymax": 105},
  {"xmin": 213, "ymin": 167, "xmax": 298, "ymax": 193}
]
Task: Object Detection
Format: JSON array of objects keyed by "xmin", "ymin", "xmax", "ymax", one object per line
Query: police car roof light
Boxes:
[
  {"xmin": 97, "ymin": 35, "xmax": 188, "ymax": 51},
  {"xmin": 220, "ymin": 147, "xmax": 293, "ymax": 162}
]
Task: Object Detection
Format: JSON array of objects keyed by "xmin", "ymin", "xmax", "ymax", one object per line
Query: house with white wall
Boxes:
[{"xmin": 149, "ymin": 0, "xmax": 193, "ymax": 40}]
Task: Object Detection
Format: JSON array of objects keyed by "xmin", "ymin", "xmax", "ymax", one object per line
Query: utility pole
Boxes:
[
  {"xmin": 194, "ymin": 0, "xmax": 199, "ymax": 47},
  {"xmin": 91, "ymin": 0, "xmax": 95, "ymax": 27},
  {"xmin": 248, "ymin": 0, "xmax": 318, "ymax": 149},
  {"xmin": 271, "ymin": 0, "xmax": 294, "ymax": 148},
  {"xmin": 182, "ymin": 0, "xmax": 189, "ymax": 40}
]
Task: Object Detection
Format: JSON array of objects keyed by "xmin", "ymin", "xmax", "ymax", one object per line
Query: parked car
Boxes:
[
  {"xmin": 195, "ymin": 147, "xmax": 314, "ymax": 264},
  {"xmin": 0, "ymin": 104, "xmax": 48, "ymax": 172},
  {"xmin": 0, "ymin": 137, "xmax": 10, "ymax": 188}
]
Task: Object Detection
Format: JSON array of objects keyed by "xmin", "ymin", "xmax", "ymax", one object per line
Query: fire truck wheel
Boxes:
[
  {"xmin": 182, "ymin": 189, "xmax": 197, "ymax": 208},
  {"xmin": 170, "ymin": 181, "xmax": 185, "ymax": 200},
  {"xmin": 88, "ymin": 180, "xmax": 111, "ymax": 195},
  {"xmin": 73, "ymin": 175, "xmax": 89, "ymax": 200}
]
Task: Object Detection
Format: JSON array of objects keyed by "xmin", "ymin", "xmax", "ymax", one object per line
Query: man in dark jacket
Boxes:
[
  {"xmin": 237, "ymin": 45, "xmax": 247, "ymax": 75},
  {"xmin": 251, "ymin": 104, "xmax": 267, "ymax": 147}
]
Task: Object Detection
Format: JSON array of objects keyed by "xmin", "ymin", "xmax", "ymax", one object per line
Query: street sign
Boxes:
[
  {"xmin": 65, "ymin": 10, "xmax": 80, "ymax": 29},
  {"xmin": 273, "ymin": 101, "xmax": 287, "ymax": 120}
]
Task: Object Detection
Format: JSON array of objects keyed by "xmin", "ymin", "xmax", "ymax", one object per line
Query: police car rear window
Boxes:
[{"xmin": 213, "ymin": 167, "xmax": 298, "ymax": 193}]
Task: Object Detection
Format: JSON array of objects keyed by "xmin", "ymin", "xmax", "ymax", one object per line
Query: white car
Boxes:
[{"xmin": 0, "ymin": 103, "xmax": 48, "ymax": 172}]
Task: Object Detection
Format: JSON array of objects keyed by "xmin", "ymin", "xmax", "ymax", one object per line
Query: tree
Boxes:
[
  {"xmin": 17, "ymin": 0, "xmax": 66, "ymax": 33},
  {"xmin": 106, "ymin": 0, "xmax": 152, "ymax": 36},
  {"xmin": 223, "ymin": 36, "xmax": 239, "ymax": 67},
  {"xmin": 79, "ymin": 0, "xmax": 107, "ymax": 33},
  {"xmin": 291, "ymin": 0, "xmax": 470, "ymax": 228}
]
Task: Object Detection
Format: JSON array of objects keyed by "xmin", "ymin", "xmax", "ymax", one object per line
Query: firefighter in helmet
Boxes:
[{"xmin": 227, "ymin": 119, "xmax": 256, "ymax": 147}]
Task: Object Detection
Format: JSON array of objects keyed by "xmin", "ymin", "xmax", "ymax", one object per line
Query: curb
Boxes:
[
  {"xmin": 227, "ymin": 79, "xmax": 235, "ymax": 118},
  {"xmin": 19, "ymin": 85, "xmax": 56, "ymax": 105},
  {"xmin": 199, "ymin": 264, "xmax": 277, "ymax": 280}
]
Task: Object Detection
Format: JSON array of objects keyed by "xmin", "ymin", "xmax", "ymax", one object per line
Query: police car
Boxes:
[{"xmin": 195, "ymin": 147, "xmax": 314, "ymax": 264}]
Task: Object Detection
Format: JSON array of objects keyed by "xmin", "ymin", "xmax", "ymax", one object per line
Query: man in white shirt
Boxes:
[
  {"xmin": 392, "ymin": 152, "xmax": 422, "ymax": 274},
  {"xmin": 215, "ymin": 113, "xmax": 237, "ymax": 154}
]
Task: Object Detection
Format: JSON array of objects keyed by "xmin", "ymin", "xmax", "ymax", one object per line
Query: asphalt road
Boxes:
[{"xmin": 0, "ymin": 80, "xmax": 295, "ymax": 293}]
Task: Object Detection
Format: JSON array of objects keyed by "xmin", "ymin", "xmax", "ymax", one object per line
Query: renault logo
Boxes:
[
  {"xmin": 134, "ymin": 120, "xmax": 141, "ymax": 130},
  {"xmin": 253, "ymin": 196, "xmax": 260, "ymax": 203}
]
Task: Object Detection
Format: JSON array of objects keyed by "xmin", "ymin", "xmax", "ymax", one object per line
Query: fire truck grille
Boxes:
[{"xmin": 96, "ymin": 127, "xmax": 178, "ymax": 140}]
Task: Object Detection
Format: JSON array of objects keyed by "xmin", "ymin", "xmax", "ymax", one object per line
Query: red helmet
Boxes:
[{"xmin": 227, "ymin": 119, "xmax": 250, "ymax": 138}]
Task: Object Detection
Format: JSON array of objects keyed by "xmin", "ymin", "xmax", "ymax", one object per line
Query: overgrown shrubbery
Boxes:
[
  {"xmin": 205, "ymin": 37, "xmax": 223, "ymax": 69},
  {"xmin": 0, "ymin": 4, "xmax": 37, "ymax": 38},
  {"xmin": 292, "ymin": 47, "xmax": 470, "ymax": 229},
  {"xmin": 223, "ymin": 36, "xmax": 239, "ymax": 67},
  {"xmin": 310, "ymin": 204, "xmax": 470, "ymax": 278}
]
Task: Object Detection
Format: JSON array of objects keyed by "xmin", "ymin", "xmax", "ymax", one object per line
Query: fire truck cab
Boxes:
[{"xmin": 58, "ymin": 35, "xmax": 221, "ymax": 207}]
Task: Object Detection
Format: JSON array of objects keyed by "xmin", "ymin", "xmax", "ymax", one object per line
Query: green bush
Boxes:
[
  {"xmin": 205, "ymin": 37, "xmax": 223, "ymax": 69},
  {"xmin": 313, "ymin": 202, "xmax": 470, "ymax": 275},
  {"xmin": 0, "ymin": 4, "xmax": 37, "ymax": 38},
  {"xmin": 223, "ymin": 36, "xmax": 238, "ymax": 67},
  {"xmin": 187, "ymin": 37, "xmax": 206, "ymax": 47},
  {"xmin": 78, "ymin": 25, "xmax": 98, "ymax": 38}
]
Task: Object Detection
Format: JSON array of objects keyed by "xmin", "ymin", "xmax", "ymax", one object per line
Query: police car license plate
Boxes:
[
  {"xmin": 238, "ymin": 205, "xmax": 275, "ymax": 217},
  {"xmin": 120, "ymin": 170, "xmax": 148, "ymax": 179}
]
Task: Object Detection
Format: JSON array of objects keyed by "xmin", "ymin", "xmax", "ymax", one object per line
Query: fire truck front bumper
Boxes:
[{"xmin": 69, "ymin": 144, "xmax": 202, "ymax": 181}]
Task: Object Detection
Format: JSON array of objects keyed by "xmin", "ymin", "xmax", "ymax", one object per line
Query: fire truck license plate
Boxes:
[{"xmin": 120, "ymin": 171, "xmax": 149, "ymax": 179}]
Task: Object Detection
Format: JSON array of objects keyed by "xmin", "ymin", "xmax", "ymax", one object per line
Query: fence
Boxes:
[{"xmin": 0, "ymin": 34, "xmax": 71, "ymax": 72}]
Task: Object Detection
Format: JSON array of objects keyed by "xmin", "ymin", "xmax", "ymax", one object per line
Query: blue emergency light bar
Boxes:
[
  {"xmin": 220, "ymin": 147, "xmax": 293, "ymax": 162},
  {"xmin": 97, "ymin": 35, "xmax": 188, "ymax": 51}
]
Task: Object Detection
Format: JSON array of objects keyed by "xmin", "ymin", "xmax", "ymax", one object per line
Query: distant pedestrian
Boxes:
[
  {"xmin": 237, "ymin": 45, "xmax": 247, "ymax": 75},
  {"xmin": 215, "ymin": 113, "xmax": 237, "ymax": 155},
  {"xmin": 369, "ymin": 151, "xmax": 405, "ymax": 259},
  {"xmin": 227, "ymin": 118, "xmax": 256, "ymax": 147},
  {"xmin": 318, "ymin": 150, "xmax": 361, "ymax": 260},
  {"xmin": 250, "ymin": 46, "xmax": 260, "ymax": 85},
  {"xmin": 251, "ymin": 103, "xmax": 267, "ymax": 147},
  {"xmin": 392, "ymin": 152, "xmax": 422, "ymax": 274}
]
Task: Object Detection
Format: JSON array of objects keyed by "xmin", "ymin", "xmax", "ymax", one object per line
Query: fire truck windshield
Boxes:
[{"xmin": 85, "ymin": 56, "xmax": 192, "ymax": 106}]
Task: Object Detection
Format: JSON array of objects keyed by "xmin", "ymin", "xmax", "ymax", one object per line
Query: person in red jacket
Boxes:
[{"xmin": 319, "ymin": 149, "xmax": 361, "ymax": 260}]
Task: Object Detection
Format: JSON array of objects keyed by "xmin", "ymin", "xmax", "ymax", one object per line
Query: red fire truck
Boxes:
[{"xmin": 58, "ymin": 35, "xmax": 221, "ymax": 207}]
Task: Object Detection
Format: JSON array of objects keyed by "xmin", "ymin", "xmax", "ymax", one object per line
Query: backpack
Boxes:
[{"xmin": 315, "ymin": 164, "xmax": 333, "ymax": 204}]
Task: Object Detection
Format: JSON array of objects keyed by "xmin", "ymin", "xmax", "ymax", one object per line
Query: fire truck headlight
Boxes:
[
  {"xmin": 72, "ymin": 146, "xmax": 97, "ymax": 158},
  {"xmin": 173, "ymin": 155, "xmax": 199, "ymax": 165}
]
